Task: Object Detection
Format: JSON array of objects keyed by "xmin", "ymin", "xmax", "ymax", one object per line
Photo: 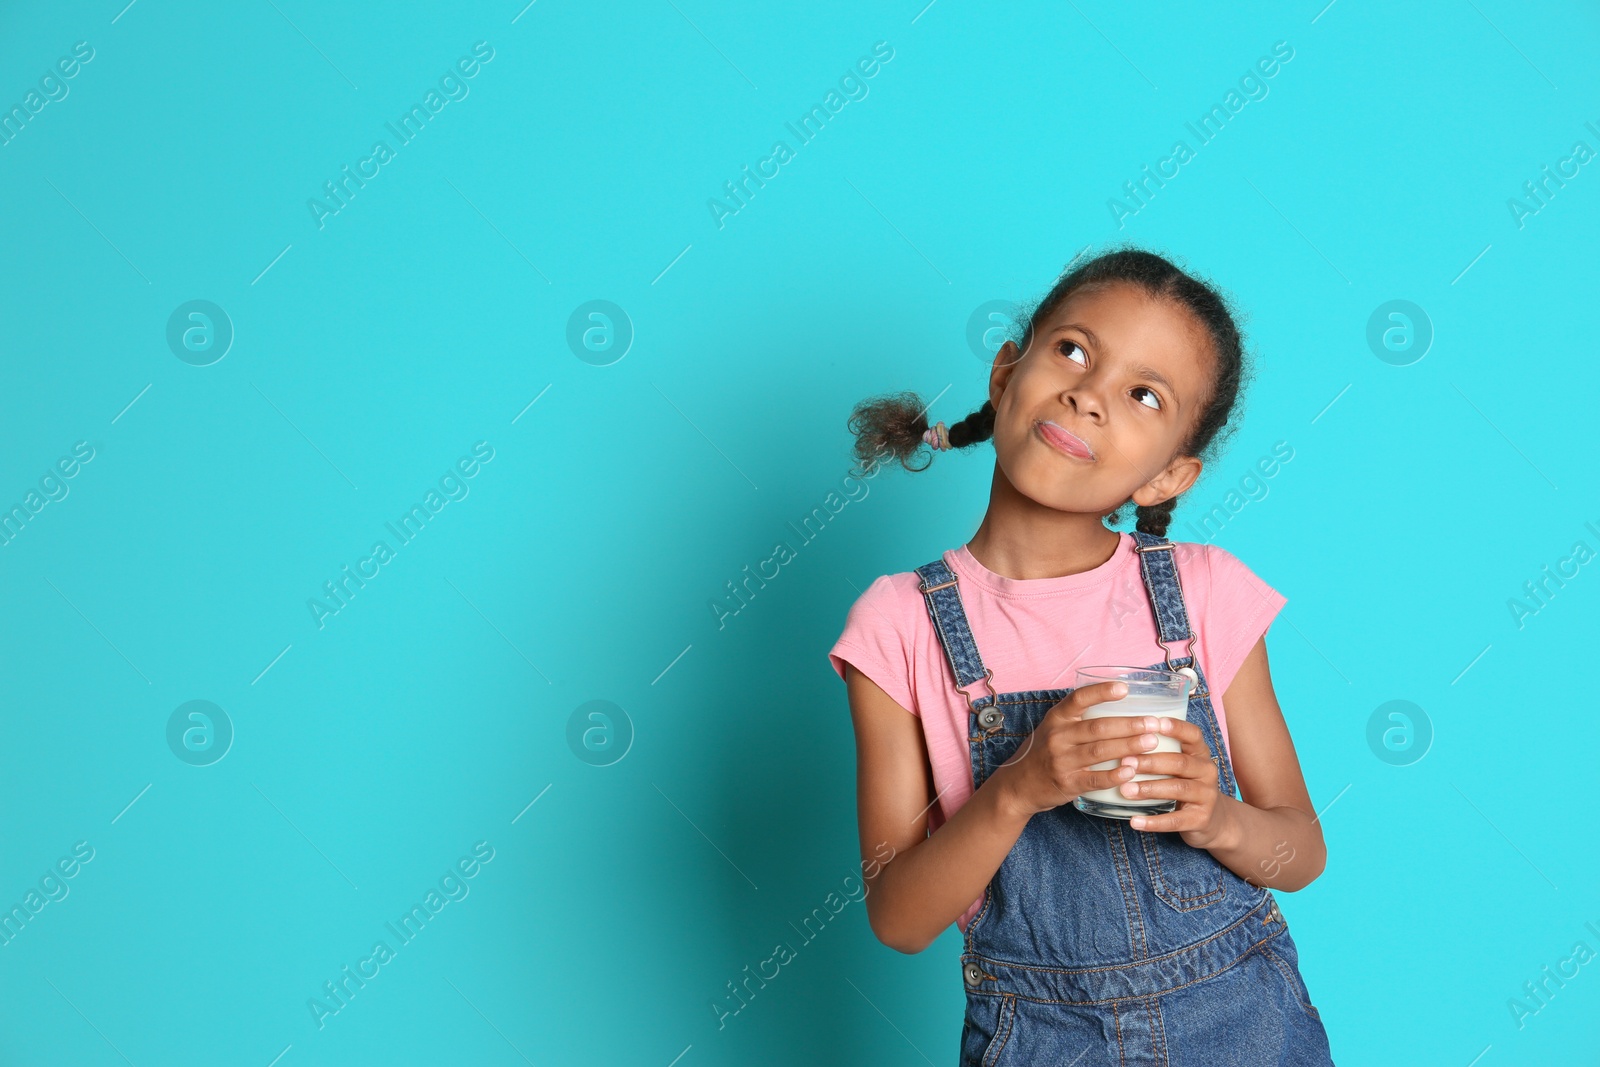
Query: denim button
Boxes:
[
  {"xmin": 963, "ymin": 961, "xmax": 983, "ymax": 987},
  {"xmin": 1176, "ymin": 666, "xmax": 1199, "ymax": 690},
  {"xmin": 977, "ymin": 706, "xmax": 1004, "ymax": 731}
]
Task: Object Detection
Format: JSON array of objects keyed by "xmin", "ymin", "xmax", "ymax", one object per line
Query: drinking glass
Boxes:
[{"xmin": 1071, "ymin": 666, "xmax": 1192, "ymax": 820}]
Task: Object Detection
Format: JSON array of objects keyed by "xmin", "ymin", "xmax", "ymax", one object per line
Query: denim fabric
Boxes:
[{"xmin": 915, "ymin": 531, "xmax": 1334, "ymax": 1066}]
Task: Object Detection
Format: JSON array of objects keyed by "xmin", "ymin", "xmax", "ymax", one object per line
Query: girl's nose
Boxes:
[{"xmin": 1063, "ymin": 383, "xmax": 1107, "ymax": 421}]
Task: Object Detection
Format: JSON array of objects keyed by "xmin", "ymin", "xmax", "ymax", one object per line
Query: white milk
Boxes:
[{"xmin": 1075, "ymin": 691, "xmax": 1187, "ymax": 810}]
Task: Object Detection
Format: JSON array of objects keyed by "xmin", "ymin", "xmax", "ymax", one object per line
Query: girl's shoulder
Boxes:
[
  {"xmin": 839, "ymin": 565, "xmax": 934, "ymax": 633},
  {"xmin": 832, "ymin": 549, "xmax": 965, "ymax": 653},
  {"xmin": 827, "ymin": 565, "xmax": 938, "ymax": 703},
  {"xmin": 1165, "ymin": 538, "xmax": 1279, "ymax": 594},
  {"xmin": 1166, "ymin": 539, "xmax": 1289, "ymax": 700},
  {"xmin": 1130, "ymin": 538, "xmax": 1286, "ymax": 641}
]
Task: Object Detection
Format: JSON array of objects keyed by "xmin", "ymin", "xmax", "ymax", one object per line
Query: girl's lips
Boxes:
[{"xmin": 1036, "ymin": 420, "xmax": 1096, "ymax": 460}]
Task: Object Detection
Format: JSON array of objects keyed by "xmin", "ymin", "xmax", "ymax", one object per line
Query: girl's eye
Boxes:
[
  {"xmin": 1056, "ymin": 340, "xmax": 1087, "ymax": 365},
  {"xmin": 1058, "ymin": 339, "xmax": 1163, "ymax": 412}
]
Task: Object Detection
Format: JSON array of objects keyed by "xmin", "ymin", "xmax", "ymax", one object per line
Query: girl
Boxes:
[{"xmin": 828, "ymin": 248, "xmax": 1334, "ymax": 1065}]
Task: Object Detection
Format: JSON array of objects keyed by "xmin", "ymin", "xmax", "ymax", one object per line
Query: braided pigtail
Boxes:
[
  {"xmin": 1133, "ymin": 496, "xmax": 1178, "ymax": 538},
  {"xmin": 945, "ymin": 400, "xmax": 995, "ymax": 448},
  {"xmin": 847, "ymin": 394, "xmax": 995, "ymax": 478}
]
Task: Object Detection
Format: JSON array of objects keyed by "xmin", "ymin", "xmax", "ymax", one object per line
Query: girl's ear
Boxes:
[
  {"xmin": 988, "ymin": 340, "xmax": 1023, "ymax": 408},
  {"xmin": 1132, "ymin": 454, "xmax": 1203, "ymax": 509}
]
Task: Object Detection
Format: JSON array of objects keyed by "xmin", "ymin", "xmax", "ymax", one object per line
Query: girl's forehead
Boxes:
[{"xmin": 1051, "ymin": 283, "xmax": 1186, "ymax": 330}]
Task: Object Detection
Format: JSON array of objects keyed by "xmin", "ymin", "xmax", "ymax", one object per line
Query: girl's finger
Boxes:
[
  {"xmin": 1129, "ymin": 809, "xmax": 1198, "ymax": 832},
  {"xmin": 1130, "ymin": 754, "xmax": 1207, "ymax": 778},
  {"xmin": 1120, "ymin": 776, "xmax": 1210, "ymax": 801},
  {"xmin": 1087, "ymin": 765, "xmax": 1141, "ymax": 792},
  {"xmin": 1158, "ymin": 718, "xmax": 1205, "ymax": 744}
]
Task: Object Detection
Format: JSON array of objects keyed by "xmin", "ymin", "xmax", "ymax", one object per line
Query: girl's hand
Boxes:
[
  {"xmin": 992, "ymin": 681, "xmax": 1169, "ymax": 819},
  {"xmin": 1122, "ymin": 717, "xmax": 1235, "ymax": 849}
]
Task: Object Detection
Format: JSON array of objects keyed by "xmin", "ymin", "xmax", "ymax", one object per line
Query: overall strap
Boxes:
[
  {"xmin": 1131, "ymin": 529, "xmax": 1240, "ymax": 795},
  {"xmin": 1129, "ymin": 529, "xmax": 1201, "ymax": 684},
  {"xmin": 914, "ymin": 557, "xmax": 1000, "ymax": 727}
]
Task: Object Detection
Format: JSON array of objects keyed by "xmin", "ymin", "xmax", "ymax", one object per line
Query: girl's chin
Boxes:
[
  {"xmin": 1000, "ymin": 458, "xmax": 1113, "ymax": 506},
  {"xmin": 1014, "ymin": 485, "xmax": 1104, "ymax": 513}
]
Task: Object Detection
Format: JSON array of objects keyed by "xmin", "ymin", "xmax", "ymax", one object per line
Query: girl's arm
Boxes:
[
  {"xmin": 1199, "ymin": 634, "xmax": 1328, "ymax": 891},
  {"xmin": 846, "ymin": 664, "xmax": 1031, "ymax": 954}
]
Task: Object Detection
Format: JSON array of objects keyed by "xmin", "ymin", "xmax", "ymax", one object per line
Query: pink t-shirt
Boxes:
[{"xmin": 828, "ymin": 532, "xmax": 1286, "ymax": 933}]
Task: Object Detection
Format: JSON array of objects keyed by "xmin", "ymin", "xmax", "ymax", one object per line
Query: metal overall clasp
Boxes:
[{"xmin": 966, "ymin": 667, "xmax": 1003, "ymax": 733}]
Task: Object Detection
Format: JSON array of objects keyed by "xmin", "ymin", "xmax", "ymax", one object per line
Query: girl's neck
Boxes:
[{"xmin": 965, "ymin": 464, "xmax": 1123, "ymax": 581}]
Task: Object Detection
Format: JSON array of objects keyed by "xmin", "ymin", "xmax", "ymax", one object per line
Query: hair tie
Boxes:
[{"xmin": 922, "ymin": 421, "xmax": 951, "ymax": 451}]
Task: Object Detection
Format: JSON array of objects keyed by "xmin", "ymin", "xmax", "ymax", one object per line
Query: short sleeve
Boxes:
[
  {"xmin": 827, "ymin": 574, "xmax": 918, "ymax": 716},
  {"xmin": 1199, "ymin": 545, "xmax": 1287, "ymax": 700}
]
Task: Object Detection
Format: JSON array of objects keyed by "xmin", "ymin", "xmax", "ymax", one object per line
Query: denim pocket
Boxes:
[
  {"xmin": 1258, "ymin": 938, "xmax": 1322, "ymax": 1022},
  {"xmin": 1137, "ymin": 829, "xmax": 1226, "ymax": 912},
  {"xmin": 959, "ymin": 994, "xmax": 1017, "ymax": 1067}
]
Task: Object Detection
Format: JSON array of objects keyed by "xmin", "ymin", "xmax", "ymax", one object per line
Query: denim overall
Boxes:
[{"xmin": 916, "ymin": 530, "xmax": 1334, "ymax": 1066}]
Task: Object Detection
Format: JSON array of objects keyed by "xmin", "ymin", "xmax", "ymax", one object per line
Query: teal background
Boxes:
[{"xmin": 1, "ymin": 0, "xmax": 1597, "ymax": 1063}]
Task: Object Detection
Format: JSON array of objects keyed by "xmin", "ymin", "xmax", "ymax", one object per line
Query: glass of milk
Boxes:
[{"xmin": 1071, "ymin": 666, "xmax": 1193, "ymax": 820}]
